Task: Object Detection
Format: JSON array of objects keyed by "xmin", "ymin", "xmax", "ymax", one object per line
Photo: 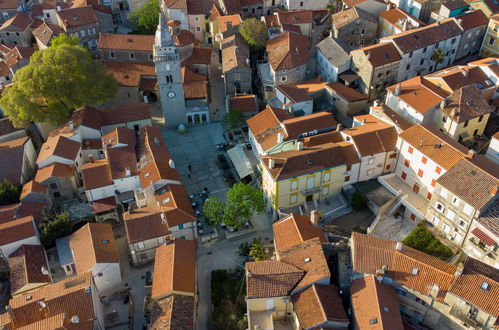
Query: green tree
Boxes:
[
  {"xmin": 238, "ymin": 18, "xmax": 268, "ymax": 50},
  {"xmin": 130, "ymin": 0, "xmax": 160, "ymax": 35},
  {"xmin": 0, "ymin": 179, "xmax": 21, "ymax": 206},
  {"xmin": 403, "ymin": 223, "xmax": 453, "ymax": 260},
  {"xmin": 50, "ymin": 33, "xmax": 80, "ymax": 48},
  {"xmin": 222, "ymin": 110, "xmax": 246, "ymax": 129},
  {"xmin": 431, "ymin": 48, "xmax": 445, "ymax": 71},
  {"xmin": 202, "ymin": 183, "xmax": 265, "ymax": 228},
  {"xmin": 351, "ymin": 191, "xmax": 368, "ymax": 210},
  {"xmin": 38, "ymin": 212, "xmax": 73, "ymax": 248},
  {"xmin": 0, "ymin": 42, "xmax": 117, "ymax": 128},
  {"xmin": 249, "ymin": 238, "xmax": 267, "ymax": 261}
]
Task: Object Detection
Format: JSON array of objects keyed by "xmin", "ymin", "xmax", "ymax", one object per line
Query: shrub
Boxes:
[
  {"xmin": 351, "ymin": 191, "xmax": 368, "ymax": 210},
  {"xmin": 403, "ymin": 223, "xmax": 453, "ymax": 260}
]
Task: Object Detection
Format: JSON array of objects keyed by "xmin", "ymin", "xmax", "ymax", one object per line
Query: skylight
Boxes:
[{"xmin": 481, "ymin": 282, "xmax": 489, "ymax": 290}]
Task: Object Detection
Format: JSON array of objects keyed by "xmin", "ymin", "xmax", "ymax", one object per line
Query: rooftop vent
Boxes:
[
  {"xmin": 411, "ymin": 268, "xmax": 419, "ymax": 275},
  {"xmin": 481, "ymin": 282, "xmax": 489, "ymax": 290},
  {"xmin": 304, "ymin": 257, "xmax": 311, "ymax": 263},
  {"xmin": 71, "ymin": 316, "xmax": 79, "ymax": 324},
  {"xmin": 26, "ymin": 295, "xmax": 32, "ymax": 301},
  {"xmin": 306, "ymin": 159, "xmax": 313, "ymax": 165}
]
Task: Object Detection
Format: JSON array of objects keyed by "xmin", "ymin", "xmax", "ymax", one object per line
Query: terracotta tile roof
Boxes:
[
  {"xmin": 0, "ymin": 12, "xmax": 32, "ymax": 31},
  {"xmin": 0, "ymin": 136, "xmax": 29, "ymax": 185},
  {"xmin": 342, "ymin": 115, "xmax": 398, "ymax": 157},
  {"xmin": 332, "ymin": 7, "xmax": 377, "ymax": 29},
  {"xmin": 72, "ymin": 0, "xmax": 112, "ymax": 15},
  {"xmin": 217, "ymin": 14, "xmax": 241, "ymax": 33},
  {"xmin": 164, "ymin": 0, "xmax": 187, "ymax": 10},
  {"xmin": 230, "ymin": 95, "xmax": 258, "ymax": 112},
  {"xmin": 424, "ymin": 65, "xmax": 493, "ymax": 93},
  {"xmin": 273, "ymin": 213, "xmax": 326, "ymax": 251},
  {"xmin": 57, "ymin": 6, "xmax": 98, "ymax": 28},
  {"xmin": 277, "ymin": 78, "xmax": 329, "ymax": 104},
  {"xmin": 437, "ymin": 157, "xmax": 498, "ymax": 210},
  {"xmin": 157, "ymin": 184, "xmax": 196, "ymax": 227},
  {"xmin": 181, "ymin": 65, "xmax": 208, "ymax": 99},
  {"xmin": 351, "ymin": 42, "xmax": 401, "ymax": 67},
  {"xmin": 240, "ymin": 0, "xmax": 262, "ymax": 5},
  {"xmin": 351, "ymin": 275, "xmax": 404, "ymax": 330},
  {"xmin": 398, "ymin": 124, "xmax": 469, "ymax": 170},
  {"xmin": 476, "ymin": 199, "xmax": 499, "ymax": 237},
  {"xmin": 139, "ymin": 77, "xmax": 157, "ymax": 92},
  {"xmin": 0, "ymin": 216, "xmax": 35, "ymax": 246},
  {"xmin": 8, "ymin": 244, "xmax": 51, "ymax": 295},
  {"xmin": 137, "ymin": 125, "xmax": 181, "ymax": 189},
  {"xmin": 370, "ymin": 104, "xmax": 413, "ymax": 131},
  {"xmin": 186, "ymin": 0, "xmax": 212, "ymax": 14},
  {"xmin": 100, "ymin": 102, "xmax": 151, "ymax": 126},
  {"xmin": 276, "ymin": 10, "xmax": 313, "ymax": 25},
  {"xmin": 278, "ymin": 238, "xmax": 330, "ymax": 292},
  {"xmin": 17, "ymin": 201, "xmax": 46, "ymax": 221},
  {"xmin": 327, "ymin": 82, "xmax": 368, "ymax": 102},
  {"xmin": 440, "ymin": 84, "xmax": 493, "ymax": 123},
  {"xmin": 291, "ymin": 284, "xmax": 349, "ymax": 329},
  {"xmin": 149, "ymin": 294, "xmax": 195, "ymax": 330},
  {"xmin": 343, "ymin": 0, "xmax": 384, "ymax": 6},
  {"xmin": 387, "ymin": 77, "xmax": 449, "ymax": 114},
  {"xmin": 266, "ymin": 32, "xmax": 308, "ymax": 71},
  {"xmin": 0, "ymin": 0, "xmax": 20, "ymax": 10},
  {"xmin": 456, "ymin": 9, "xmax": 488, "ymax": 30},
  {"xmin": 173, "ymin": 29, "xmax": 196, "ymax": 47},
  {"xmin": 282, "ymin": 111, "xmax": 338, "ymax": 137},
  {"xmin": 124, "ymin": 204, "xmax": 168, "ymax": 244},
  {"xmin": 69, "ymin": 222, "xmax": 118, "ymax": 274},
  {"xmin": 471, "ymin": 227, "xmax": 496, "ymax": 246},
  {"xmin": 104, "ymin": 137, "xmax": 138, "ymax": 180},
  {"xmin": 263, "ymin": 14, "xmax": 280, "ymax": 27},
  {"xmin": 182, "ymin": 47, "xmax": 211, "ymax": 68},
  {"xmin": 35, "ymin": 163, "xmax": 75, "ymax": 183},
  {"xmin": 450, "ymin": 257, "xmax": 498, "ymax": 316},
  {"xmin": 218, "ymin": 0, "xmax": 242, "ymax": 14},
  {"xmin": 4, "ymin": 272, "xmax": 96, "ymax": 329},
  {"xmin": 152, "ymin": 239, "xmax": 196, "ymax": 299},
  {"xmin": 20, "ymin": 180, "xmax": 46, "ymax": 200},
  {"xmin": 246, "ymin": 260, "xmax": 305, "ymax": 299},
  {"xmin": 351, "ymin": 232, "xmax": 457, "ymax": 302},
  {"xmin": 222, "ymin": 34, "xmax": 250, "ymax": 73},
  {"xmin": 247, "ymin": 106, "xmax": 292, "ymax": 149},
  {"xmin": 32, "ymin": 22, "xmax": 63, "ymax": 46},
  {"xmin": 90, "ymin": 196, "xmax": 117, "ymax": 214},
  {"xmin": 103, "ymin": 60, "xmax": 156, "ymax": 87},
  {"xmin": 379, "ymin": 7, "xmax": 424, "ymax": 27},
  {"xmin": 37, "ymin": 135, "xmax": 81, "ymax": 164},
  {"xmin": 4, "ymin": 46, "xmax": 33, "ymax": 69},
  {"xmin": 81, "ymin": 159, "xmax": 113, "ymax": 190},
  {"xmin": 98, "ymin": 33, "xmax": 154, "ymax": 51},
  {"xmin": 381, "ymin": 19, "xmax": 462, "ymax": 54}
]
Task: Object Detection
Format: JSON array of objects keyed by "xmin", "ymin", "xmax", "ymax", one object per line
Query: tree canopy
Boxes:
[
  {"xmin": 431, "ymin": 48, "xmax": 445, "ymax": 68},
  {"xmin": 238, "ymin": 18, "xmax": 268, "ymax": 50},
  {"xmin": 38, "ymin": 212, "xmax": 73, "ymax": 248},
  {"xmin": 130, "ymin": 0, "xmax": 160, "ymax": 35},
  {"xmin": 50, "ymin": 33, "xmax": 80, "ymax": 48},
  {"xmin": 222, "ymin": 110, "xmax": 246, "ymax": 129},
  {"xmin": 0, "ymin": 179, "xmax": 21, "ymax": 206},
  {"xmin": 203, "ymin": 183, "xmax": 265, "ymax": 228},
  {"xmin": 0, "ymin": 35, "xmax": 117, "ymax": 128}
]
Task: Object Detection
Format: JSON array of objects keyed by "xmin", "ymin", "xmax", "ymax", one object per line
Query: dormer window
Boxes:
[
  {"xmin": 411, "ymin": 268, "xmax": 419, "ymax": 275},
  {"xmin": 481, "ymin": 282, "xmax": 489, "ymax": 290}
]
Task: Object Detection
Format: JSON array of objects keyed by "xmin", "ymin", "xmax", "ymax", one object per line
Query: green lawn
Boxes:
[{"xmin": 403, "ymin": 223, "xmax": 453, "ymax": 260}]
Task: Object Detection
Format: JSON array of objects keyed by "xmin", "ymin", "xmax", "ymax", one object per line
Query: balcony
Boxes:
[
  {"xmin": 378, "ymin": 174, "xmax": 429, "ymax": 218},
  {"xmin": 449, "ymin": 306, "xmax": 481, "ymax": 328},
  {"xmin": 300, "ymin": 186, "xmax": 321, "ymax": 196},
  {"xmin": 468, "ymin": 237, "xmax": 498, "ymax": 259}
]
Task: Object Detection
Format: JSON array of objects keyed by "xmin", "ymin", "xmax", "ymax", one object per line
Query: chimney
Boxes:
[
  {"xmin": 463, "ymin": 69, "xmax": 468, "ymax": 78},
  {"xmin": 269, "ymin": 158, "xmax": 275, "ymax": 169},
  {"xmin": 467, "ymin": 149, "xmax": 476, "ymax": 158},
  {"xmin": 395, "ymin": 242, "xmax": 403, "ymax": 251},
  {"xmin": 420, "ymin": 138, "xmax": 423, "ymax": 147},
  {"xmin": 277, "ymin": 132, "xmax": 284, "ymax": 144},
  {"xmin": 69, "ymin": 120, "xmax": 74, "ymax": 129},
  {"xmin": 376, "ymin": 265, "xmax": 388, "ymax": 277},
  {"xmin": 394, "ymin": 83, "xmax": 401, "ymax": 96},
  {"xmin": 329, "ymin": 29, "xmax": 334, "ymax": 38},
  {"xmin": 362, "ymin": 118, "xmax": 367, "ymax": 124},
  {"xmin": 454, "ymin": 263, "xmax": 464, "ymax": 278},
  {"xmin": 367, "ymin": 51, "xmax": 371, "ymax": 60},
  {"xmin": 56, "ymin": 5, "xmax": 61, "ymax": 11},
  {"xmin": 440, "ymin": 97, "xmax": 449, "ymax": 109},
  {"xmin": 336, "ymin": 123, "xmax": 342, "ymax": 131},
  {"xmin": 169, "ymin": 159, "xmax": 175, "ymax": 168},
  {"xmin": 373, "ymin": 100, "xmax": 380, "ymax": 107},
  {"xmin": 310, "ymin": 210, "xmax": 319, "ymax": 225},
  {"xmin": 297, "ymin": 141, "xmax": 304, "ymax": 150},
  {"xmin": 71, "ymin": 316, "xmax": 79, "ymax": 324},
  {"xmin": 88, "ymin": 154, "xmax": 94, "ymax": 163},
  {"xmin": 491, "ymin": 186, "xmax": 498, "ymax": 196},
  {"xmin": 125, "ymin": 167, "xmax": 131, "ymax": 177},
  {"xmin": 402, "ymin": 18, "xmax": 408, "ymax": 31}
]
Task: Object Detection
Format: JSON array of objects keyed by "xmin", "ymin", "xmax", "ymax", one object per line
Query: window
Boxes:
[
  {"xmin": 452, "ymin": 196, "xmax": 459, "ymax": 205},
  {"xmin": 367, "ymin": 169, "xmax": 374, "ymax": 175},
  {"xmin": 442, "ymin": 116, "xmax": 447, "ymax": 123},
  {"xmin": 463, "ymin": 120, "xmax": 469, "ymax": 128},
  {"xmin": 290, "ymin": 194, "xmax": 297, "ymax": 204},
  {"xmin": 435, "ymin": 166, "xmax": 441, "ymax": 174},
  {"xmin": 422, "ymin": 156, "xmax": 427, "ymax": 164},
  {"xmin": 80, "ymin": 30, "xmax": 86, "ymax": 37},
  {"xmin": 195, "ymin": 16, "xmax": 199, "ymax": 20},
  {"xmin": 300, "ymin": 1, "xmax": 303, "ymax": 5},
  {"xmin": 418, "ymin": 169, "xmax": 424, "ymax": 177},
  {"xmin": 322, "ymin": 186, "xmax": 329, "ymax": 196},
  {"xmin": 6, "ymin": 32, "xmax": 9, "ymax": 36},
  {"xmin": 53, "ymin": 192, "xmax": 61, "ymax": 198},
  {"xmin": 234, "ymin": 73, "xmax": 241, "ymax": 80},
  {"xmin": 281, "ymin": 76, "xmax": 287, "ymax": 82},
  {"xmin": 361, "ymin": 29, "xmax": 365, "ymax": 34},
  {"xmin": 129, "ymin": 53, "xmax": 135, "ymax": 59},
  {"xmin": 389, "ymin": 153, "xmax": 397, "ymax": 159},
  {"xmin": 432, "ymin": 215, "xmax": 439, "ymax": 225},
  {"xmin": 386, "ymin": 164, "xmax": 391, "ymax": 170},
  {"xmin": 441, "ymin": 189, "xmax": 448, "ymax": 198},
  {"xmin": 386, "ymin": 70, "xmax": 391, "ymax": 75},
  {"xmin": 423, "ymin": 47, "xmax": 427, "ymax": 53},
  {"xmin": 323, "ymin": 172, "xmax": 330, "ymax": 182},
  {"xmin": 478, "ymin": 115, "xmax": 483, "ymax": 122},
  {"xmin": 447, "ymin": 209, "xmax": 456, "ymax": 220},
  {"xmin": 464, "ymin": 204, "xmax": 473, "ymax": 216},
  {"xmin": 110, "ymin": 51, "xmax": 116, "ymax": 58},
  {"xmin": 15, "ymin": 32, "xmax": 19, "ymax": 36},
  {"xmin": 431, "ymin": 179, "xmax": 436, "ymax": 187},
  {"xmin": 401, "ymin": 172, "xmax": 407, "ymax": 180},
  {"xmin": 2, "ymin": 12, "xmax": 9, "ymax": 19},
  {"xmin": 404, "ymin": 159, "xmax": 410, "ymax": 167},
  {"xmin": 157, "ymin": 237, "xmax": 164, "ymax": 244},
  {"xmin": 458, "ymin": 219, "xmax": 467, "ymax": 229},
  {"xmin": 409, "ymin": 52, "xmax": 413, "ymax": 58},
  {"xmin": 473, "ymin": 129, "xmax": 479, "ymax": 136},
  {"xmin": 166, "ymin": 75, "xmax": 173, "ymax": 83},
  {"xmin": 436, "ymin": 202, "xmax": 444, "ymax": 212},
  {"xmin": 368, "ymin": 158, "xmax": 374, "ymax": 165},
  {"xmin": 49, "ymin": 183, "xmax": 58, "ymax": 189},
  {"xmin": 344, "ymin": 176, "xmax": 350, "ymax": 182},
  {"xmin": 410, "ymin": 213, "xmax": 416, "ymax": 221},
  {"xmin": 406, "ymin": 64, "xmax": 411, "ymax": 70},
  {"xmin": 408, "ymin": 146, "xmax": 413, "ymax": 154},
  {"xmin": 451, "ymin": 38, "xmax": 456, "ymax": 44},
  {"xmin": 378, "ymin": 72, "xmax": 383, "ymax": 78},
  {"xmin": 419, "ymin": 59, "xmax": 424, "ymax": 65},
  {"xmin": 291, "ymin": 180, "xmax": 298, "ymax": 191},
  {"xmin": 88, "ymin": 28, "xmax": 96, "ymax": 35},
  {"xmin": 488, "ymin": 37, "xmax": 495, "ymax": 46},
  {"xmin": 178, "ymin": 224, "xmax": 184, "ymax": 229},
  {"xmin": 427, "ymin": 192, "xmax": 432, "ymax": 200},
  {"xmin": 443, "ymin": 224, "xmax": 451, "ymax": 233},
  {"xmin": 138, "ymin": 241, "xmax": 145, "ymax": 249},
  {"xmin": 370, "ymin": 319, "xmax": 378, "ymax": 325},
  {"xmin": 196, "ymin": 27, "xmax": 201, "ymax": 32},
  {"xmin": 149, "ymin": 54, "xmax": 153, "ymax": 60}
]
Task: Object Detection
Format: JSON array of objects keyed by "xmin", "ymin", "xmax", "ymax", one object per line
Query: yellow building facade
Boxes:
[{"xmin": 480, "ymin": 15, "xmax": 499, "ymax": 57}]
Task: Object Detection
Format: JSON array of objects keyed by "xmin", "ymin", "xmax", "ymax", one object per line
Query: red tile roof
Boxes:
[
  {"xmin": 20, "ymin": 180, "xmax": 46, "ymax": 200},
  {"xmin": 0, "ymin": 136, "xmax": 29, "ymax": 185},
  {"xmin": 151, "ymin": 239, "xmax": 196, "ymax": 299},
  {"xmin": 149, "ymin": 294, "xmax": 195, "ymax": 329},
  {"xmin": 98, "ymin": 33, "xmax": 154, "ymax": 51},
  {"xmin": 124, "ymin": 204, "xmax": 168, "ymax": 244},
  {"xmin": 81, "ymin": 159, "xmax": 113, "ymax": 190},
  {"xmin": 103, "ymin": 60, "xmax": 156, "ymax": 87},
  {"xmin": 90, "ymin": 196, "xmax": 117, "ymax": 214},
  {"xmin": 352, "ymin": 42, "xmax": 401, "ymax": 67},
  {"xmin": 103, "ymin": 127, "xmax": 138, "ymax": 180},
  {"xmin": 266, "ymin": 32, "xmax": 309, "ymax": 71},
  {"xmin": 0, "ymin": 12, "xmax": 32, "ymax": 31},
  {"xmin": 8, "ymin": 244, "xmax": 51, "ymax": 295},
  {"xmin": 273, "ymin": 213, "xmax": 326, "ymax": 251},
  {"xmin": 37, "ymin": 135, "xmax": 81, "ymax": 163},
  {"xmin": 276, "ymin": 10, "xmax": 313, "ymax": 25},
  {"xmin": 456, "ymin": 9, "xmax": 488, "ymax": 30},
  {"xmin": 0, "ymin": 216, "xmax": 36, "ymax": 246},
  {"xmin": 57, "ymin": 5, "xmax": 98, "ymax": 28},
  {"xmin": 471, "ymin": 227, "xmax": 496, "ymax": 246},
  {"xmin": 157, "ymin": 184, "xmax": 196, "ymax": 228},
  {"xmin": 327, "ymin": 82, "xmax": 368, "ymax": 102},
  {"xmin": 229, "ymin": 95, "xmax": 258, "ymax": 112},
  {"xmin": 35, "ymin": 163, "xmax": 75, "ymax": 183},
  {"xmin": 181, "ymin": 65, "xmax": 208, "ymax": 99}
]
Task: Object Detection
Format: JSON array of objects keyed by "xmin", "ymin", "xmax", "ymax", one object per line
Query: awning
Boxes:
[
  {"xmin": 471, "ymin": 227, "xmax": 496, "ymax": 246},
  {"xmin": 227, "ymin": 145, "xmax": 253, "ymax": 179},
  {"xmin": 90, "ymin": 196, "xmax": 117, "ymax": 214}
]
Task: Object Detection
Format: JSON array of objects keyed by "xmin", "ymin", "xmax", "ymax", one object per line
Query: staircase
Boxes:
[{"xmin": 384, "ymin": 195, "xmax": 403, "ymax": 216}]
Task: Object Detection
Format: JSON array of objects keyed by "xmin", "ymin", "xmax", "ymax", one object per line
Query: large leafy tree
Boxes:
[
  {"xmin": 202, "ymin": 183, "xmax": 265, "ymax": 228},
  {"xmin": 0, "ymin": 35, "xmax": 117, "ymax": 128},
  {"xmin": 238, "ymin": 18, "xmax": 268, "ymax": 50},
  {"xmin": 130, "ymin": 0, "xmax": 160, "ymax": 35},
  {"xmin": 249, "ymin": 238, "xmax": 267, "ymax": 261},
  {"xmin": 50, "ymin": 33, "xmax": 80, "ymax": 48},
  {"xmin": 0, "ymin": 179, "xmax": 21, "ymax": 206},
  {"xmin": 38, "ymin": 211, "xmax": 73, "ymax": 248}
]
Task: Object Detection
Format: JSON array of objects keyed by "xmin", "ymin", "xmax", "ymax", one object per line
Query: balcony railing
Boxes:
[
  {"xmin": 300, "ymin": 186, "xmax": 321, "ymax": 196},
  {"xmin": 449, "ymin": 306, "xmax": 481, "ymax": 328}
]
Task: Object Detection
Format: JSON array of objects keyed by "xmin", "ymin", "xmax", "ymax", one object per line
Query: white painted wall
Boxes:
[
  {"xmin": 1, "ymin": 235, "xmax": 40, "ymax": 260},
  {"xmin": 90, "ymin": 262, "xmax": 121, "ymax": 297},
  {"xmin": 165, "ymin": 8, "xmax": 188, "ymax": 30},
  {"xmin": 486, "ymin": 136, "xmax": 499, "ymax": 164},
  {"xmin": 284, "ymin": 0, "xmax": 329, "ymax": 10}
]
